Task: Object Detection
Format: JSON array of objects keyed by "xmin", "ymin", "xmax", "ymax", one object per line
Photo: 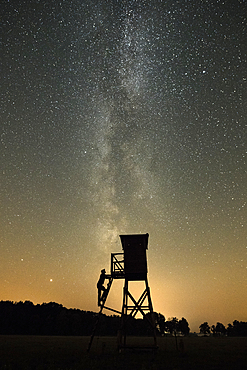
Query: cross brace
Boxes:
[{"xmin": 119, "ymin": 279, "xmax": 157, "ymax": 350}]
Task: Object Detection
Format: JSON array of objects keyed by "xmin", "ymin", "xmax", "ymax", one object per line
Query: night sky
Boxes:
[{"xmin": 1, "ymin": 0, "xmax": 246, "ymax": 332}]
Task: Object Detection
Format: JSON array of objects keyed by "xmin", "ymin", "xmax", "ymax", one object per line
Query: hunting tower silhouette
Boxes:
[{"xmin": 88, "ymin": 233, "xmax": 157, "ymax": 352}]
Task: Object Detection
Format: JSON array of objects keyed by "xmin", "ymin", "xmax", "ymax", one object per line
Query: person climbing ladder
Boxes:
[{"xmin": 97, "ymin": 268, "xmax": 106, "ymax": 306}]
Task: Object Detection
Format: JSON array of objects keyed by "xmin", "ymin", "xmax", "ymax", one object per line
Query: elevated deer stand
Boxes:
[
  {"xmin": 118, "ymin": 233, "xmax": 157, "ymax": 351},
  {"xmin": 87, "ymin": 233, "xmax": 157, "ymax": 352}
]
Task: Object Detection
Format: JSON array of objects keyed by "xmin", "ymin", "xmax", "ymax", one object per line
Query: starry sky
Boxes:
[{"xmin": 1, "ymin": 0, "xmax": 246, "ymax": 333}]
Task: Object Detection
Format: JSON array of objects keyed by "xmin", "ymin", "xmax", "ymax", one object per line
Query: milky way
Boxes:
[{"xmin": 1, "ymin": 0, "xmax": 246, "ymax": 331}]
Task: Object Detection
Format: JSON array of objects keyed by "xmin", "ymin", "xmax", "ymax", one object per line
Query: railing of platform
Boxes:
[{"xmin": 111, "ymin": 253, "xmax": 124, "ymax": 277}]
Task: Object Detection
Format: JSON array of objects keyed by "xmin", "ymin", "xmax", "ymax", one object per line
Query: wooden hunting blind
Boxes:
[{"xmin": 120, "ymin": 233, "xmax": 149, "ymax": 280}]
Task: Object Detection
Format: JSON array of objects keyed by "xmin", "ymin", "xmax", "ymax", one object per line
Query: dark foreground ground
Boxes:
[{"xmin": 0, "ymin": 335, "xmax": 246, "ymax": 370}]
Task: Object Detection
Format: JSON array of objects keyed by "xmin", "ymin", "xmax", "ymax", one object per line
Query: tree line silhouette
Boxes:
[
  {"xmin": 0, "ymin": 301, "xmax": 190, "ymax": 337},
  {"xmin": 199, "ymin": 321, "xmax": 247, "ymax": 337},
  {"xmin": 155, "ymin": 313, "xmax": 190, "ymax": 336},
  {"xmin": 0, "ymin": 300, "xmax": 116, "ymax": 336},
  {"xmin": 0, "ymin": 301, "xmax": 246, "ymax": 337}
]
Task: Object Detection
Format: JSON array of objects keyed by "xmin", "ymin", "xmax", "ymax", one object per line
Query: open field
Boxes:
[{"xmin": 0, "ymin": 335, "xmax": 246, "ymax": 369}]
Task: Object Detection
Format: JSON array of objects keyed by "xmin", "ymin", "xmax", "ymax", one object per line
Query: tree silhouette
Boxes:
[
  {"xmin": 216, "ymin": 322, "xmax": 226, "ymax": 336},
  {"xmin": 211, "ymin": 324, "xmax": 216, "ymax": 336},
  {"xmin": 178, "ymin": 317, "xmax": 190, "ymax": 336},
  {"xmin": 227, "ymin": 320, "xmax": 247, "ymax": 337},
  {"xmin": 165, "ymin": 317, "xmax": 179, "ymax": 335},
  {"xmin": 155, "ymin": 313, "xmax": 166, "ymax": 336},
  {"xmin": 199, "ymin": 322, "xmax": 210, "ymax": 336}
]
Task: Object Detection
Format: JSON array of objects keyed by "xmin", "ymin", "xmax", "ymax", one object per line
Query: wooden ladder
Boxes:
[{"xmin": 87, "ymin": 277, "xmax": 113, "ymax": 352}]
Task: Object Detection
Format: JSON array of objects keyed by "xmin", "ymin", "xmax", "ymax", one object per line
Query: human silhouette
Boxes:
[{"xmin": 97, "ymin": 269, "xmax": 106, "ymax": 306}]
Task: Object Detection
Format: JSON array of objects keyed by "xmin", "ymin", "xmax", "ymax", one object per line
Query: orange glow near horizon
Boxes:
[{"xmin": 1, "ymin": 233, "xmax": 246, "ymax": 333}]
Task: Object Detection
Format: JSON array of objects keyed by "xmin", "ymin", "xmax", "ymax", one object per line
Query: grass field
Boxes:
[{"xmin": 0, "ymin": 335, "xmax": 246, "ymax": 369}]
